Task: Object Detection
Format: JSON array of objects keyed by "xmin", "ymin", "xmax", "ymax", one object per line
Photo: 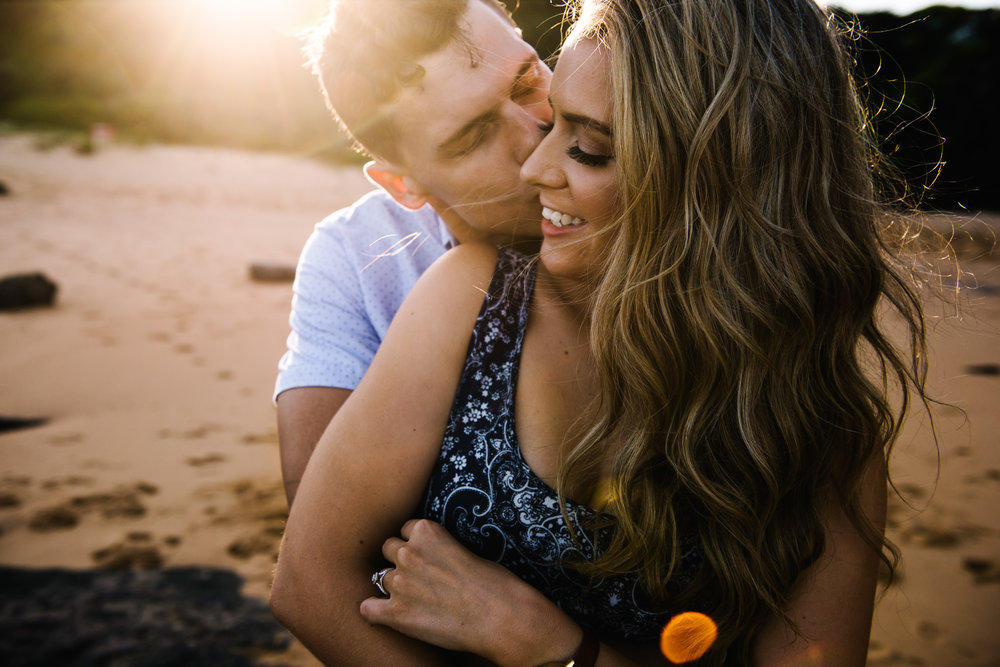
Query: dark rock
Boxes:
[
  {"xmin": 248, "ymin": 263, "xmax": 296, "ymax": 283},
  {"xmin": 0, "ymin": 566, "xmax": 293, "ymax": 666},
  {"xmin": 0, "ymin": 273, "xmax": 57, "ymax": 311},
  {"xmin": 0, "ymin": 416, "xmax": 48, "ymax": 434}
]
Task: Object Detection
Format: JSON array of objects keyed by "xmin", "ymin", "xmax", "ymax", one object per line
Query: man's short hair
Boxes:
[{"xmin": 304, "ymin": 0, "xmax": 516, "ymax": 162}]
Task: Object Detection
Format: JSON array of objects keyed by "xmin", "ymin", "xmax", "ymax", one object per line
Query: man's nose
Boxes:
[{"xmin": 507, "ymin": 100, "xmax": 553, "ymax": 165}]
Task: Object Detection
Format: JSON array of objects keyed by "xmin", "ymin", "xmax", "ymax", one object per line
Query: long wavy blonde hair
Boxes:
[{"xmin": 555, "ymin": 0, "xmax": 933, "ymax": 661}]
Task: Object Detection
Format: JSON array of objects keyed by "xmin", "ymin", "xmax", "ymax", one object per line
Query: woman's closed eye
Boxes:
[{"xmin": 568, "ymin": 144, "xmax": 612, "ymax": 167}]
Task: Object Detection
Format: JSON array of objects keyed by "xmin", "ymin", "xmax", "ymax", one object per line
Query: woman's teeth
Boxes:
[{"xmin": 542, "ymin": 207, "xmax": 586, "ymax": 228}]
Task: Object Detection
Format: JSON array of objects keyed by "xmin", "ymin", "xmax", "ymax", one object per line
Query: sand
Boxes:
[{"xmin": 0, "ymin": 132, "xmax": 997, "ymax": 666}]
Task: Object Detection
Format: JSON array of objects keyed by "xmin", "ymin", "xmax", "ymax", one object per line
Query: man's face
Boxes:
[{"xmin": 389, "ymin": 1, "xmax": 552, "ymax": 245}]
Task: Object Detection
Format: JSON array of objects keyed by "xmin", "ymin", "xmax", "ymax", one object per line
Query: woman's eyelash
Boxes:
[
  {"xmin": 568, "ymin": 144, "xmax": 611, "ymax": 167},
  {"xmin": 539, "ymin": 122, "xmax": 554, "ymax": 133}
]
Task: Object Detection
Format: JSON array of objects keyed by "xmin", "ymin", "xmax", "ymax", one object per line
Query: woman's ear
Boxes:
[{"xmin": 363, "ymin": 161, "xmax": 428, "ymax": 211}]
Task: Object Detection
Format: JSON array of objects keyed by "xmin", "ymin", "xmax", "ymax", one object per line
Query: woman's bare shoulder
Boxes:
[
  {"xmin": 394, "ymin": 243, "xmax": 500, "ymax": 327},
  {"xmin": 419, "ymin": 243, "xmax": 500, "ymax": 293}
]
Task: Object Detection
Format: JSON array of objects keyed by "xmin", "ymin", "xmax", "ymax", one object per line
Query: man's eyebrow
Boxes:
[
  {"xmin": 509, "ymin": 58, "xmax": 537, "ymax": 96},
  {"xmin": 437, "ymin": 56, "xmax": 539, "ymax": 158},
  {"xmin": 438, "ymin": 108, "xmax": 502, "ymax": 157}
]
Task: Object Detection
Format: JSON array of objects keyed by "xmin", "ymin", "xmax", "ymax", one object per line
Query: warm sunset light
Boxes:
[
  {"xmin": 660, "ymin": 612, "xmax": 719, "ymax": 664},
  {"xmin": 189, "ymin": 0, "xmax": 326, "ymax": 36}
]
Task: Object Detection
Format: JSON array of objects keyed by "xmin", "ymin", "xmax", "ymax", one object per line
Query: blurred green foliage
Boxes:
[{"xmin": 0, "ymin": 1, "xmax": 995, "ymax": 208}]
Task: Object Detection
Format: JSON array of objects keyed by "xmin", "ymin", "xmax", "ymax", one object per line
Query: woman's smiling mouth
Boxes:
[{"xmin": 542, "ymin": 206, "xmax": 587, "ymax": 228}]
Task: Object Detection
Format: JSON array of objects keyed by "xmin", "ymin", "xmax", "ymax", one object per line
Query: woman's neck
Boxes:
[{"xmin": 533, "ymin": 263, "xmax": 597, "ymax": 330}]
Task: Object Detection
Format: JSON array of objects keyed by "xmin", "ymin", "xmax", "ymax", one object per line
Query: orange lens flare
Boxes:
[{"xmin": 660, "ymin": 611, "xmax": 718, "ymax": 664}]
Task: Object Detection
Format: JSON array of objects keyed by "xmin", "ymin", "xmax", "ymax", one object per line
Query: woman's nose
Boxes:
[{"xmin": 520, "ymin": 131, "xmax": 563, "ymax": 190}]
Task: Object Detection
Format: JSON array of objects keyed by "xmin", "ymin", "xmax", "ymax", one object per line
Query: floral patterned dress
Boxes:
[{"xmin": 420, "ymin": 247, "xmax": 705, "ymax": 641}]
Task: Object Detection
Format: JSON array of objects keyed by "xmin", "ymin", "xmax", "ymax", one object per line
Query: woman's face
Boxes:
[{"xmin": 520, "ymin": 37, "xmax": 619, "ymax": 282}]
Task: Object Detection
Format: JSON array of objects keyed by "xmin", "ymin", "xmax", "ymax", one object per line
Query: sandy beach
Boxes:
[{"xmin": 0, "ymin": 132, "xmax": 997, "ymax": 665}]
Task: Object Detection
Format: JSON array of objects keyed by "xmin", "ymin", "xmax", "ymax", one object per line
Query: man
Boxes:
[{"xmin": 275, "ymin": 0, "xmax": 552, "ymax": 504}]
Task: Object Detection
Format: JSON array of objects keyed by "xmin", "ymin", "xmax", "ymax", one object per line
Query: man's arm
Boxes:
[
  {"xmin": 270, "ymin": 244, "xmax": 498, "ymax": 664},
  {"xmin": 274, "ymin": 195, "xmax": 452, "ymax": 507},
  {"xmin": 276, "ymin": 387, "xmax": 352, "ymax": 506}
]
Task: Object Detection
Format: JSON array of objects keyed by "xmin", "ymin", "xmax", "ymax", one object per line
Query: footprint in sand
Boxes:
[
  {"xmin": 76, "ymin": 482, "xmax": 158, "ymax": 515},
  {"xmin": 183, "ymin": 424, "xmax": 220, "ymax": 439},
  {"xmin": 200, "ymin": 479, "xmax": 289, "ymax": 562},
  {"xmin": 41, "ymin": 475, "xmax": 95, "ymax": 490},
  {"xmin": 899, "ymin": 519, "xmax": 982, "ymax": 548},
  {"xmin": 29, "ymin": 482, "xmax": 158, "ymax": 531},
  {"xmin": 241, "ymin": 431, "xmax": 278, "ymax": 445},
  {"xmin": 186, "ymin": 453, "xmax": 227, "ymax": 467},
  {"xmin": 962, "ymin": 557, "xmax": 1000, "ymax": 584},
  {"xmin": 962, "ymin": 468, "xmax": 1000, "ymax": 486},
  {"xmin": 916, "ymin": 621, "xmax": 941, "ymax": 641},
  {"xmin": 28, "ymin": 506, "xmax": 80, "ymax": 531},
  {"xmin": 227, "ymin": 529, "xmax": 283, "ymax": 560},
  {"xmin": 895, "ymin": 482, "xmax": 926, "ymax": 500},
  {"xmin": 91, "ymin": 532, "xmax": 182, "ymax": 570},
  {"xmin": 48, "ymin": 432, "xmax": 84, "ymax": 446},
  {"xmin": 70, "ymin": 489, "xmax": 148, "ymax": 519},
  {"xmin": 866, "ymin": 641, "xmax": 926, "ymax": 666}
]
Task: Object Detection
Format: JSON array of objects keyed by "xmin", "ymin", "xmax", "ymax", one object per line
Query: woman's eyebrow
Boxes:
[{"xmin": 561, "ymin": 109, "xmax": 612, "ymax": 137}]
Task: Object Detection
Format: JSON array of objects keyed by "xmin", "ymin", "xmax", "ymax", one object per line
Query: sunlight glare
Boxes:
[
  {"xmin": 660, "ymin": 612, "xmax": 718, "ymax": 664},
  {"xmin": 194, "ymin": 0, "xmax": 326, "ymax": 36}
]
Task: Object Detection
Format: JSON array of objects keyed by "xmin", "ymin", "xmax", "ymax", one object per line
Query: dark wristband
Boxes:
[{"xmin": 535, "ymin": 631, "xmax": 600, "ymax": 667}]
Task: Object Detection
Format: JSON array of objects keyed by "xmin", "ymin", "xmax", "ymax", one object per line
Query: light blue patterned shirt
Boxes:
[{"xmin": 274, "ymin": 190, "xmax": 454, "ymax": 400}]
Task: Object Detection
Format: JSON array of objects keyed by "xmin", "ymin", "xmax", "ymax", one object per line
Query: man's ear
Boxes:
[{"xmin": 363, "ymin": 161, "xmax": 428, "ymax": 211}]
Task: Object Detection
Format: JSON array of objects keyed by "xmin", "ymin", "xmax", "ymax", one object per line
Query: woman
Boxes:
[{"xmin": 270, "ymin": 0, "xmax": 932, "ymax": 664}]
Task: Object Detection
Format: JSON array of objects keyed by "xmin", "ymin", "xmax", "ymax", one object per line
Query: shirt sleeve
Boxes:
[{"xmin": 274, "ymin": 221, "xmax": 378, "ymax": 399}]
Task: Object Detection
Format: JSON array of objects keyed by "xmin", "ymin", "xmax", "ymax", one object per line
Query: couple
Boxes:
[{"xmin": 271, "ymin": 0, "xmax": 932, "ymax": 665}]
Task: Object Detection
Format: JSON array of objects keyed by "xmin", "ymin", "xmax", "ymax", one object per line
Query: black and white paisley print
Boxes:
[{"xmin": 420, "ymin": 247, "xmax": 706, "ymax": 641}]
